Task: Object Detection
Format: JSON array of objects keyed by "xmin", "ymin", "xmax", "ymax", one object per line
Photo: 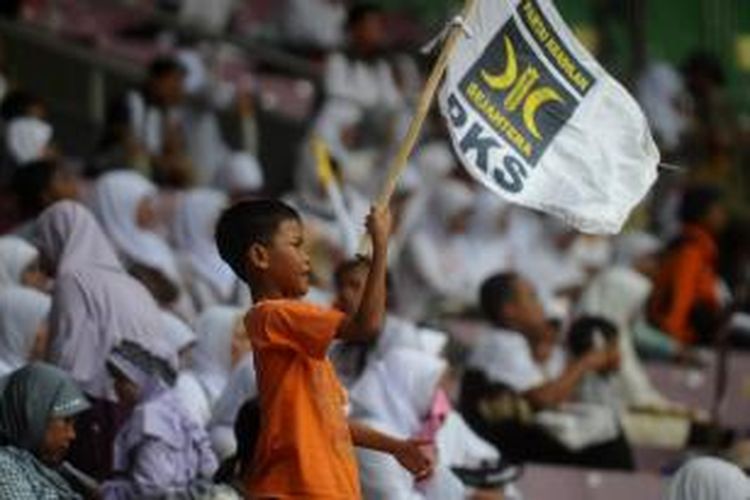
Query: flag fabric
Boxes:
[{"xmin": 438, "ymin": 0, "xmax": 660, "ymax": 234}]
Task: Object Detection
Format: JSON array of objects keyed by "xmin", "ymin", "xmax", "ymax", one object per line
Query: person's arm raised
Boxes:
[
  {"xmin": 524, "ymin": 348, "xmax": 614, "ymax": 409},
  {"xmin": 337, "ymin": 205, "xmax": 391, "ymax": 342}
]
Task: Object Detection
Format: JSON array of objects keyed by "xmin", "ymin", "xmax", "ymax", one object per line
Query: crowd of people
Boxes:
[{"xmin": 0, "ymin": 1, "xmax": 749, "ymax": 499}]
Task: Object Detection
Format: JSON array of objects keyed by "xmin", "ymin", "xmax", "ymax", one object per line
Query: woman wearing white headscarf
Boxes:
[
  {"xmin": 101, "ymin": 340, "xmax": 224, "ymax": 500},
  {"xmin": 90, "ymin": 170, "xmax": 181, "ymax": 284},
  {"xmin": 0, "ymin": 286, "xmax": 51, "ymax": 376},
  {"xmin": 172, "ymin": 189, "xmax": 248, "ymax": 312},
  {"xmin": 90, "ymin": 170, "xmax": 196, "ymax": 321},
  {"xmin": 0, "ymin": 236, "xmax": 46, "ymax": 290},
  {"xmin": 351, "ymin": 348, "xmax": 502, "ymax": 499},
  {"xmin": 665, "ymin": 457, "xmax": 750, "ymax": 500},
  {"xmin": 33, "ymin": 200, "xmax": 169, "ymax": 480},
  {"xmin": 175, "ymin": 306, "xmax": 250, "ymax": 427}
]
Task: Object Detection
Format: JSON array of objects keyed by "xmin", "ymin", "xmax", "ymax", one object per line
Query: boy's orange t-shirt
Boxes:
[{"xmin": 244, "ymin": 299, "xmax": 361, "ymax": 499}]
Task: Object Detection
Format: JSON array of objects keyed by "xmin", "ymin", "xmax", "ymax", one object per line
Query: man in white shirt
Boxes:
[
  {"xmin": 463, "ymin": 272, "xmax": 633, "ymax": 469},
  {"xmin": 469, "ymin": 272, "xmax": 615, "ymax": 408}
]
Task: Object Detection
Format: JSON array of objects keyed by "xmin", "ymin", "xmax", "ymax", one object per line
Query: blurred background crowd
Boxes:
[{"xmin": 0, "ymin": 0, "xmax": 749, "ymax": 499}]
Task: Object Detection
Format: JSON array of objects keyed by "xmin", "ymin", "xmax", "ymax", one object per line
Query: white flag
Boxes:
[{"xmin": 439, "ymin": 0, "xmax": 659, "ymax": 234}]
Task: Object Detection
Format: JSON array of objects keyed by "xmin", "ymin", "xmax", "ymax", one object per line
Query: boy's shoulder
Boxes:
[{"xmin": 250, "ymin": 299, "xmax": 333, "ymax": 317}]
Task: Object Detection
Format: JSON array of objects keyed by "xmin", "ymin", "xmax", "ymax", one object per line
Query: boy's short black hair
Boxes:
[
  {"xmin": 215, "ymin": 199, "xmax": 301, "ymax": 284},
  {"xmin": 567, "ymin": 316, "xmax": 618, "ymax": 357},
  {"xmin": 11, "ymin": 159, "xmax": 60, "ymax": 217},
  {"xmin": 147, "ymin": 56, "xmax": 185, "ymax": 80},
  {"xmin": 679, "ymin": 185, "xmax": 723, "ymax": 224},
  {"xmin": 479, "ymin": 272, "xmax": 519, "ymax": 326}
]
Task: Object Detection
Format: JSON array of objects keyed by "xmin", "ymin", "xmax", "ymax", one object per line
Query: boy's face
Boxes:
[
  {"xmin": 334, "ymin": 264, "xmax": 368, "ymax": 314},
  {"xmin": 253, "ymin": 219, "xmax": 311, "ymax": 298}
]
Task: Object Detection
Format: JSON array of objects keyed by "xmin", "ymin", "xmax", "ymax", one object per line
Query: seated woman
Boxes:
[
  {"xmin": 0, "ymin": 362, "xmax": 90, "ymax": 500},
  {"xmin": 89, "ymin": 170, "xmax": 195, "ymax": 322},
  {"xmin": 101, "ymin": 340, "xmax": 220, "ymax": 499}
]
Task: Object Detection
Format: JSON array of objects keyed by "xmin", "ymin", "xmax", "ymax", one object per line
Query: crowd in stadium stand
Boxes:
[{"xmin": 0, "ymin": 1, "xmax": 748, "ymax": 499}]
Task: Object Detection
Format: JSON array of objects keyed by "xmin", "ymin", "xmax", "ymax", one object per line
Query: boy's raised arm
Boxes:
[{"xmin": 337, "ymin": 204, "xmax": 391, "ymax": 342}]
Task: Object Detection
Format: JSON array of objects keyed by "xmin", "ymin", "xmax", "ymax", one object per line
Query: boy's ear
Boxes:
[{"xmin": 248, "ymin": 242, "xmax": 270, "ymax": 270}]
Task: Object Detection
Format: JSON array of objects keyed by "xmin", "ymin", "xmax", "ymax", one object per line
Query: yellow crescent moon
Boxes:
[
  {"xmin": 522, "ymin": 87, "xmax": 563, "ymax": 140},
  {"xmin": 481, "ymin": 36, "xmax": 517, "ymax": 90}
]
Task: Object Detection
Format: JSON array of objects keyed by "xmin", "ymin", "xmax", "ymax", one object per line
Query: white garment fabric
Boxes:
[
  {"xmin": 34, "ymin": 201, "xmax": 170, "ymax": 400},
  {"xmin": 467, "ymin": 328, "xmax": 545, "ymax": 392},
  {"xmin": 127, "ymin": 91, "xmax": 165, "ymax": 156},
  {"xmin": 436, "ymin": 411, "xmax": 500, "ymax": 469},
  {"xmin": 208, "ymin": 353, "xmax": 257, "ymax": 460},
  {"xmin": 177, "ymin": 47, "xmax": 238, "ymax": 185},
  {"xmin": 0, "ymin": 236, "xmax": 38, "ymax": 287},
  {"xmin": 402, "ymin": 180, "xmax": 510, "ymax": 316},
  {"xmin": 5, "ymin": 117, "xmax": 52, "ymax": 165},
  {"xmin": 172, "ymin": 189, "xmax": 237, "ymax": 306},
  {"xmin": 281, "ymin": 0, "xmax": 346, "ymax": 49},
  {"xmin": 578, "ymin": 267, "xmax": 668, "ymax": 408},
  {"xmin": 505, "ymin": 209, "xmax": 585, "ymax": 303},
  {"xmin": 439, "ymin": 0, "xmax": 659, "ymax": 234},
  {"xmin": 214, "ymin": 152, "xmax": 265, "ymax": 194},
  {"xmin": 350, "ymin": 348, "xmax": 466, "ymax": 500},
  {"xmin": 566, "ymin": 235, "xmax": 612, "ymax": 273},
  {"xmin": 176, "ymin": 306, "xmax": 243, "ymax": 426},
  {"xmin": 665, "ymin": 457, "xmax": 750, "ymax": 500},
  {"xmin": 636, "ymin": 62, "xmax": 690, "ymax": 152},
  {"xmin": 90, "ymin": 170, "xmax": 182, "ymax": 284},
  {"xmin": 613, "ymin": 231, "xmax": 661, "ymax": 267},
  {"xmin": 0, "ymin": 286, "xmax": 50, "ymax": 376},
  {"xmin": 324, "ymin": 53, "xmax": 402, "ymax": 110},
  {"xmin": 160, "ymin": 311, "xmax": 197, "ymax": 359},
  {"xmin": 178, "ymin": 0, "xmax": 236, "ymax": 34}
]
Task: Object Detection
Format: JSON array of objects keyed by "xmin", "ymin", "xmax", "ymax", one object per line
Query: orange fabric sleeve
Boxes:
[{"xmin": 263, "ymin": 301, "xmax": 345, "ymax": 359}]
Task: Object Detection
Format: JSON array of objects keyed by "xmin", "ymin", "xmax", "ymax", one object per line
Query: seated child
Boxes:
[
  {"xmin": 330, "ymin": 257, "xmax": 447, "ymax": 386},
  {"xmin": 215, "ymin": 199, "xmax": 434, "ymax": 498},
  {"xmin": 101, "ymin": 341, "xmax": 227, "ymax": 499}
]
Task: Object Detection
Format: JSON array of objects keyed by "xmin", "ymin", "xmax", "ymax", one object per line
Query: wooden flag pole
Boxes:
[{"xmin": 375, "ymin": 0, "xmax": 477, "ymax": 207}]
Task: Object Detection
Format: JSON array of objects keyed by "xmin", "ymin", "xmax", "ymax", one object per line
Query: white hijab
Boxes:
[
  {"xmin": 0, "ymin": 286, "xmax": 50, "ymax": 376},
  {"xmin": 90, "ymin": 170, "xmax": 181, "ymax": 283},
  {"xmin": 172, "ymin": 189, "xmax": 236, "ymax": 299},
  {"xmin": 160, "ymin": 311, "xmax": 197, "ymax": 359},
  {"xmin": 665, "ymin": 457, "xmax": 750, "ymax": 500},
  {"xmin": 0, "ymin": 236, "xmax": 38, "ymax": 287},
  {"xmin": 351, "ymin": 347, "xmax": 447, "ymax": 437},
  {"xmin": 34, "ymin": 201, "xmax": 169, "ymax": 399},
  {"xmin": 578, "ymin": 266, "xmax": 667, "ymax": 407},
  {"xmin": 189, "ymin": 306, "xmax": 243, "ymax": 404}
]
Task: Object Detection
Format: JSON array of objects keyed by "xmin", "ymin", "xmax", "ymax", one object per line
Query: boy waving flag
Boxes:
[{"xmin": 438, "ymin": 0, "xmax": 660, "ymax": 234}]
